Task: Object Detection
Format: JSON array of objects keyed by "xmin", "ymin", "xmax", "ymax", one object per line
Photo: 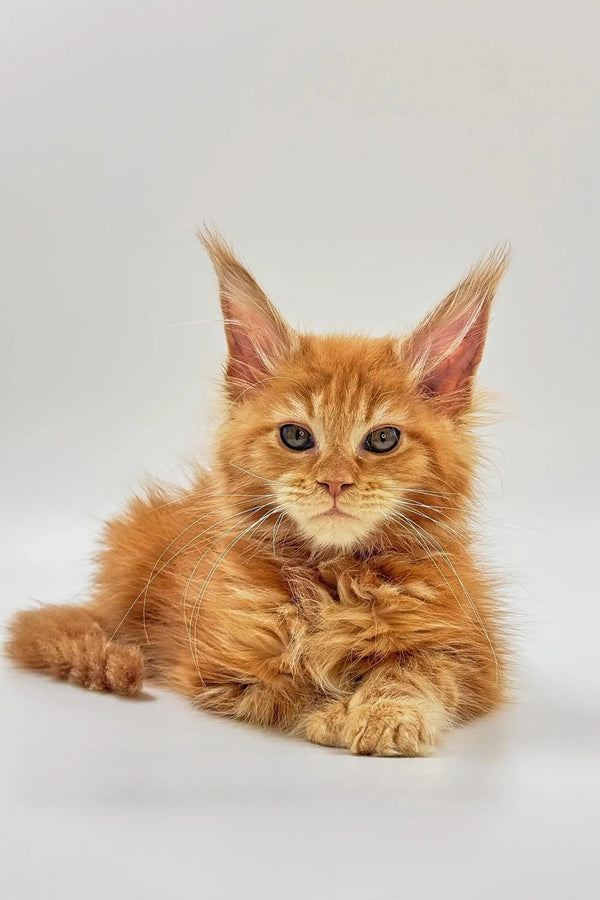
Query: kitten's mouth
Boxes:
[{"xmin": 316, "ymin": 507, "xmax": 354, "ymax": 519}]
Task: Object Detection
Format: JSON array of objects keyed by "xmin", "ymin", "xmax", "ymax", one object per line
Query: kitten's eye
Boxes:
[
  {"xmin": 280, "ymin": 424, "xmax": 314, "ymax": 451},
  {"xmin": 363, "ymin": 426, "xmax": 401, "ymax": 454}
]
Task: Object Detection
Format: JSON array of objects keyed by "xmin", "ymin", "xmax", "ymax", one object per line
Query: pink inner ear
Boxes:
[
  {"xmin": 422, "ymin": 325, "xmax": 485, "ymax": 395},
  {"xmin": 200, "ymin": 231, "xmax": 296, "ymax": 392},
  {"xmin": 410, "ymin": 302, "xmax": 490, "ymax": 412},
  {"xmin": 405, "ymin": 247, "xmax": 509, "ymax": 412},
  {"xmin": 223, "ymin": 300, "xmax": 291, "ymax": 389},
  {"xmin": 225, "ymin": 315, "xmax": 278, "ymax": 383}
]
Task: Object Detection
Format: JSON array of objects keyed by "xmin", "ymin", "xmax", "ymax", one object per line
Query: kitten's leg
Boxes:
[
  {"xmin": 5, "ymin": 604, "xmax": 145, "ymax": 696},
  {"xmin": 191, "ymin": 676, "xmax": 313, "ymax": 734},
  {"xmin": 305, "ymin": 653, "xmax": 465, "ymax": 757}
]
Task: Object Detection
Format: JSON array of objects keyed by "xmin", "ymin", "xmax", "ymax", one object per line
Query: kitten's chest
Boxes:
[{"xmin": 283, "ymin": 561, "xmax": 407, "ymax": 693}]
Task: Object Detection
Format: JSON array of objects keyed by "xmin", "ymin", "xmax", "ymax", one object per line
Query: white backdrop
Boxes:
[{"xmin": 2, "ymin": 2, "xmax": 599, "ymax": 898}]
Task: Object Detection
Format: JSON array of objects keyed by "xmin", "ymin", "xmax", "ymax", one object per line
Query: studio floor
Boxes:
[{"xmin": 1, "ymin": 511, "xmax": 599, "ymax": 900}]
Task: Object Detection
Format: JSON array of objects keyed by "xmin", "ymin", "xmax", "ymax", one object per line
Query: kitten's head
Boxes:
[{"xmin": 202, "ymin": 233, "xmax": 509, "ymax": 555}]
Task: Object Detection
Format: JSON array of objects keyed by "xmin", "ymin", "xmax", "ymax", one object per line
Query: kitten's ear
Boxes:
[
  {"xmin": 199, "ymin": 231, "xmax": 296, "ymax": 396},
  {"xmin": 402, "ymin": 246, "xmax": 510, "ymax": 415}
]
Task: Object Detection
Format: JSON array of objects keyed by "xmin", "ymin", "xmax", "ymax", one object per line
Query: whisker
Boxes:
[
  {"xmin": 389, "ymin": 511, "xmax": 499, "ymax": 678},
  {"xmin": 109, "ymin": 501, "xmax": 268, "ymax": 642},
  {"xmin": 391, "ymin": 498, "xmax": 466, "ymax": 512},
  {"xmin": 140, "ymin": 501, "xmax": 273, "ymax": 643},
  {"xmin": 188, "ymin": 507, "xmax": 281, "ymax": 677},
  {"xmin": 401, "ymin": 488, "xmax": 465, "ymax": 498},
  {"xmin": 229, "ymin": 462, "xmax": 285, "ymax": 487},
  {"xmin": 272, "ymin": 512, "xmax": 286, "ymax": 558},
  {"xmin": 397, "ymin": 500, "xmax": 469, "ymax": 541},
  {"xmin": 181, "ymin": 508, "xmax": 273, "ymax": 678},
  {"xmin": 150, "ymin": 490, "xmax": 277, "ymax": 511}
]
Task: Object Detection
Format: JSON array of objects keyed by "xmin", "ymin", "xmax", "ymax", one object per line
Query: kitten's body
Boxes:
[{"xmin": 7, "ymin": 237, "xmax": 509, "ymax": 756}]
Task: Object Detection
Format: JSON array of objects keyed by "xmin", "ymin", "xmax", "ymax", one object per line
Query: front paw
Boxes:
[
  {"xmin": 342, "ymin": 696, "xmax": 446, "ymax": 757},
  {"xmin": 304, "ymin": 700, "xmax": 349, "ymax": 749}
]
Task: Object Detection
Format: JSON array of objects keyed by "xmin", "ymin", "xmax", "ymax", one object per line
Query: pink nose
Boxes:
[{"xmin": 317, "ymin": 480, "xmax": 353, "ymax": 498}]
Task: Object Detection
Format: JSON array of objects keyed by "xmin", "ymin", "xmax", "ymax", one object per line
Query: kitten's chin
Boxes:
[{"xmin": 291, "ymin": 510, "xmax": 379, "ymax": 553}]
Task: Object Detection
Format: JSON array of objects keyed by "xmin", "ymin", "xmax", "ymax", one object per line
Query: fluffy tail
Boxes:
[{"xmin": 5, "ymin": 604, "xmax": 145, "ymax": 696}]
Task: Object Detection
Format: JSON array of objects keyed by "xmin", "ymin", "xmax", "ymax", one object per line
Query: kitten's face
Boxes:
[
  {"xmin": 203, "ymin": 232, "xmax": 508, "ymax": 554},
  {"xmin": 218, "ymin": 335, "xmax": 472, "ymax": 552}
]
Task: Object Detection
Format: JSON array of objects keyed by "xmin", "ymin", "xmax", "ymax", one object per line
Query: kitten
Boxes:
[{"xmin": 6, "ymin": 234, "xmax": 510, "ymax": 756}]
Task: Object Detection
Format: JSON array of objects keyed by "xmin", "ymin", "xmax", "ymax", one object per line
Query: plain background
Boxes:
[{"xmin": 1, "ymin": 2, "xmax": 599, "ymax": 898}]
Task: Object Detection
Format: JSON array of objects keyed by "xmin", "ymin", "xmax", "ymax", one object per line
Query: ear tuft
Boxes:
[
  {"xmin": 403, "ymin": 245, "xmax": 510, "ymax": 415},
  {"xmin": 198, "ymin": 229, "xmax": 296, "ymax": 397}
]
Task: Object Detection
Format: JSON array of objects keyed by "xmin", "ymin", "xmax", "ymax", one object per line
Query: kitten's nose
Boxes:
[{"xmin": 317, "ymin": 480, "xmax": 353, "ymax": 498}]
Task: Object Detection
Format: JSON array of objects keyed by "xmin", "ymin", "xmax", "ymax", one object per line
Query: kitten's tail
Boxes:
[{"xmin": 5, "ymin": 604, "xmax": 145, "ymax": 696}]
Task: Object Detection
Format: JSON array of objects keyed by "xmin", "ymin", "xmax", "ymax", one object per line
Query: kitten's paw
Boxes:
[
  {"xmin": 305, "ymin": 700, "xmax": 349, "ymax": 748},
  {"xmin": 341, "ymin": 696, "xmax": 446, "ymax": 757}
]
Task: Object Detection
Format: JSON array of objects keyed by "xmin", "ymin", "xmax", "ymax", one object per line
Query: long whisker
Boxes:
[
  {"xmin": 150, "ymin": 490, "xmax": 277, "ymax": 511},
  {"xmin": 425, "ymin": 532, "xmax": 499, "ymax": 678},
  {"xmin": 181, "ymin": 506, "xmax": 273, "ymax": 677},
  {"xmin": 182, "ymin": 501, "xmax": 274, "ymax": 641},
  {"xmin": 188, "ymin": 507, "xmax": 281, "ymax": 678},
  {"xmin": 109, "ymin": 500, "xmax": 270, "ymax": 642},
  {"xmin": 401, "ymin": 488, "xmax": 465, "ymax": 499},
  {"xmin": 229, "ymin": 462, "xmax": 285, "ymax": 486},
  {"xmin": 397, "ymin": 500, "xmax": 470, "ymax": 542},
  {"xmin": 140, "ymin": 500, "xmax": 274, "ymax": 643},
  {"xmin": 390, "ymin": 511, "xmax": 499, "ymax": 678},
  {"xmin": 272, "ymin": 512, "xmax": 286, "ymax": 558},
  {"xmin": 390, "ymin": 498, "xmax": 466, "ymax": 513}
]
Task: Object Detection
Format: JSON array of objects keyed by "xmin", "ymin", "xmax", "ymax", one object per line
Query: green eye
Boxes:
[
  {"xmin": 363, "ymin": 426, "xmax": 401, "ymax": 454},
  {"xmin": 280, "ymin": 424, "xmax": 314, "ymax": 451}
]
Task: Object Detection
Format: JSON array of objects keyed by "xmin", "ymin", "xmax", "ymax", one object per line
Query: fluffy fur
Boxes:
[{"xmin": 6, "ymin": 234, "xmax": 510, "ymax": 756}]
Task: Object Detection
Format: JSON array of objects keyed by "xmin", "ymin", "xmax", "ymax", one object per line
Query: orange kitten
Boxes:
[{"xmin": 6, "ymin": 234, "xmax": 510, "ymax": 756}]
